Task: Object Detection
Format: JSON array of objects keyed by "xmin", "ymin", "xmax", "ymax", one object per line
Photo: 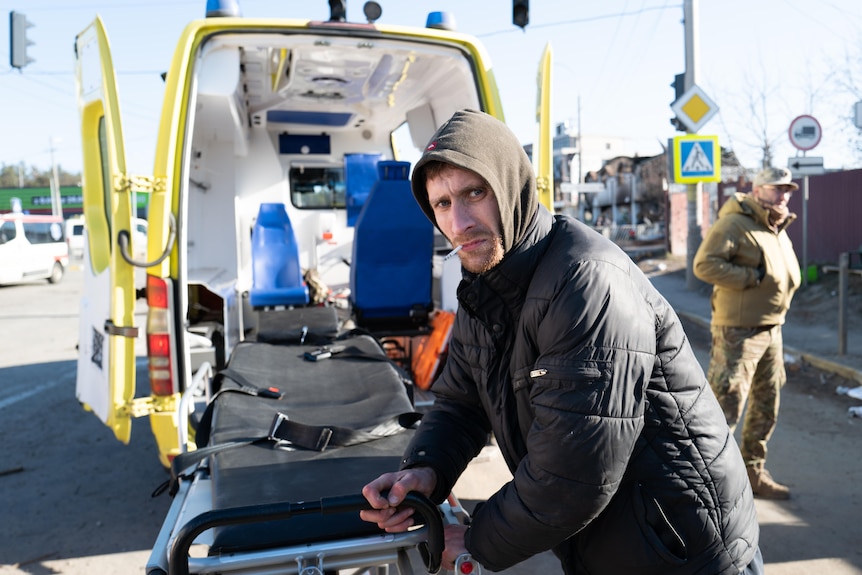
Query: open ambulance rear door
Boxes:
[
  {"xmin": 74, "ymin": 16, "xmax": 139, "ymax": 444},
  {"xmin": 534, "ymin": 42, "xmax": 554, "ymax": 212}
]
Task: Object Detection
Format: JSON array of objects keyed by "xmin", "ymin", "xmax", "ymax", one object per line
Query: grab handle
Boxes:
[
  {"xmin": 168, "ymin": 491, "xmax": 444, "ymax": 575},
  {"xmin": 118, "ymin": 213, "xmax": 176, "ymax": 268}
]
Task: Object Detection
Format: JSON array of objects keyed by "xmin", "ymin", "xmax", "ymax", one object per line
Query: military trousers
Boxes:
[{"xmin": 707, "ymin": 324, "xmax": 786, "ymax": 468}]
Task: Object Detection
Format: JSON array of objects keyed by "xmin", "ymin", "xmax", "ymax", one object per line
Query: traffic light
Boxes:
[
  {"xmin": 513, "ymin": 0, "xmax": 529, "ymax": 29},
  {"xmin": 328, "ymin": 0, "xmax": 346, "ymax": 22},
  {"xmin": 9, "ymin": 11, "xmax": 35, "ymax": 69},
  {"xmin": 670, "ymin": 73, "xmax": 686, "ymax": 103},
  {"xmin": 670, "ymin": 72, "xmax": 686, "ymax": 132},
  {"xmin": 670, "ymin": 117, "xmax": 687, "ymax": 132}
]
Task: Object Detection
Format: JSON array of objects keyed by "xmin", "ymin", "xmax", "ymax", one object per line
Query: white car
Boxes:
[
  {"xmin": 132, "ymin": 217, "xmax": 148, "ymax": 261},
  {"xmin": 66, "ymin": 216, "xmax": 148, "ymax": 262},
  {"xmin": 65, "ymin": 216, "xmax": 86, "ymax": 260},
  {"xmin": 0, "ymin": 213, "xmax": 69, "ymax": 285}
]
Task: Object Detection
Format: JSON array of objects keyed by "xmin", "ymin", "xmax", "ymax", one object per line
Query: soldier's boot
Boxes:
[{"xmin": 747, "ymin": 465, "xmax": 790, "ymax": 500}]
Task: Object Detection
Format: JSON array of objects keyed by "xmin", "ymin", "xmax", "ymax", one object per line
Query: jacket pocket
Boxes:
[
  {"xmin": 633, "ymin": 483, "xmax": 688, "ymax": 565},
  {"xmin": 512, "ymin": 366, "xmax": 537, "ymax": 441},
  {"xmin": 512, "ymin": 365, "xmax": 536, "ymax": 392},
  {"xmin": 575, "ymin": 481, "xmax": 688, "ymax": 575},
  {"xmin": 511, "ymin": 363, "xmax": 606, "ymax": 413},
  {"xmin": 526, "ymin": 360, "xmax": 611, "ymax": 412}
]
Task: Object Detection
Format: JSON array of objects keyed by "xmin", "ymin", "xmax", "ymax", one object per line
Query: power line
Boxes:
[
  {"xmin": 477, "ymin": 4, "xmax": 681, "ymax": 38},
  {"xmin": 21, "ymin": 1, "xmax": 201, "ymax": 12},
  {"xmin": 9, "ymin": 69, "xmax": 166, "ymax": 76}
]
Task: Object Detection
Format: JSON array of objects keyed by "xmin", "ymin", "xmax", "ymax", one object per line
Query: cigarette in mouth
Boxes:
[{"xmin": 443, "ymin": 245, "xmax": 463, "ymax": 261}]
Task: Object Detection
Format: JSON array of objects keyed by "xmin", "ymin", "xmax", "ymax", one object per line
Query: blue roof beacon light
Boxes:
[
  {"xmin": 206, "ymin": 0, "xmax": 241, "ymax": 17},
  {"xmin": 426, "ymin": 11, "xmax": 456, "ymax": 31}
]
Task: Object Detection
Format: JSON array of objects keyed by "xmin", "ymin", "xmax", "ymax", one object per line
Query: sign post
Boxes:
[
  {"xmin": 787, "ymin": 114, "xmax": 822, "ymax": 287},
  {"xmin": 669, "ymin": 0, "xmax": 718, "ymax": 290}
]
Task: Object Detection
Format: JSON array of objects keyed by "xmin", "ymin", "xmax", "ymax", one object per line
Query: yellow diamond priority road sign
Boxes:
[{"xmin": 671, "ymin": 84, "xmax": 718, "ymax": 133}]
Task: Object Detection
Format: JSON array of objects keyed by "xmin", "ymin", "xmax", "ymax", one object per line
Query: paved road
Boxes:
[
  {"xmin": 0, "ymin": 268, "xmax": 167, "ymax": 574},
  {"xmin": 1, "ymin": 267, "xmax": 860, "ymax": 574}
]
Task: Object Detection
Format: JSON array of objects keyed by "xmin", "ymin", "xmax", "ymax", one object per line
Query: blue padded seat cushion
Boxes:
[{"xmin": 250, "ymin": 203, "xmax": 309, "ymax": 307}]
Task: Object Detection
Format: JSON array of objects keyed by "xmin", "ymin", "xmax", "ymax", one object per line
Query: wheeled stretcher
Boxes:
[{"xmin": 146, "ymin": 315, "xmax": 468, "ymax": 575}]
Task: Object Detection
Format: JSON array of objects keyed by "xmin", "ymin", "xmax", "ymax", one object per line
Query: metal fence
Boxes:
[{"xmin": 594, "ymin": 222, "xmax": 665, "ymax": 245}]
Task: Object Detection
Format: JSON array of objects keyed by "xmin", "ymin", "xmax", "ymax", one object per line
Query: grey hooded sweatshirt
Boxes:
[{"xmin": 403, "ymin": 109, "xmax": 759, "ymax": 574}]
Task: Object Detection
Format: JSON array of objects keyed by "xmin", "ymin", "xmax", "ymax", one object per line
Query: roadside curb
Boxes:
[
  {"xmin": 676, "ymin": 311, "xmax": 862, "ymax": 385},
  {"xmin": 791, "ymin": 351, "xmax": 862, "ymax": 385},
  {"xmin": 676, "ymin": 310, "xmax": 710, "ymax": 332}
]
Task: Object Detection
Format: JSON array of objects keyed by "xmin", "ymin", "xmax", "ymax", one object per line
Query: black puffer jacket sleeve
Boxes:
[{"xmin": 399, "ymin": 331, "xmax": 492, "ymax": 504}]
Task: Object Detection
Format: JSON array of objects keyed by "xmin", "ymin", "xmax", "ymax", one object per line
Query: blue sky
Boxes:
[{"xmin": 3, "ymin": 0, "xmax": 862, "ymax": 178}]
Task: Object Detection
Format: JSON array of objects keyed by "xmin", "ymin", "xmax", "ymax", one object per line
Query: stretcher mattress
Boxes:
[
  {"xmin": 206, "ymin": 335, "xmax": 416, "ymax": 554},
  {"xmin": 255, "ymin": 305, "xmax": 340, "ymax": 344}
]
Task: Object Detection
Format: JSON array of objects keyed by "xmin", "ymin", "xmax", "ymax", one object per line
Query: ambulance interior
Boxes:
[{"xmin": 180, "ymin": 29, "xmax": 483, "ymax": 375}]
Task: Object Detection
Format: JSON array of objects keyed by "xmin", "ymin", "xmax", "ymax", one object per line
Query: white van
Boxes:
[
  {"xmin": 66, "ymin": 215, "xmax": 146, "ymax": 262},
  {"xmin": 0, "ymin": 213, "xmax": 69, "ymax": 285},
  {"xmin": 66, "ymin": 215, "xmax": 86, "ymax": 260},
  {"xmin": 131, "ymin": 217, "xmax": 147, "ymax": 261}
]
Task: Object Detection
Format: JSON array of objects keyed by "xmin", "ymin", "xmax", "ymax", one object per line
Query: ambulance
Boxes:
[{"xmin": 74, "ymin": 0, "xmax": 553, "ymax": 469}]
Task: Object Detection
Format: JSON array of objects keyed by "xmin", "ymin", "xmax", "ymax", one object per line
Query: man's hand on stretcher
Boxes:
[{"xmin": 361, "ymin": 467, "xmax": 470, "ymax": 571}]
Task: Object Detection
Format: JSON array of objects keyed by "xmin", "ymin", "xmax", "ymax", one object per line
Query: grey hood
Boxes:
[{"xmin": 410, "ymin": 109, "xmax": 538, "ymax": 254}]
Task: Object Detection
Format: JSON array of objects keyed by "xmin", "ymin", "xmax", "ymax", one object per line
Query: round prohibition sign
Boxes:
[{"xmin": 788, "ymin": 115, "xmax": 822, "ymax": 151}]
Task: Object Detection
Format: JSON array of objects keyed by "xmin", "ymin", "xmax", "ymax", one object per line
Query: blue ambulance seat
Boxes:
[
  {"xmin": 350, "ymin": 161, "xmax": 434, "ymax": 328},
  {"xmin": 345, "ymin": 153, "xmax": 382, "ymax": 227},
  {"xmin": 249, "ymin": 203, "xmax": 309, "ymax": 308}
]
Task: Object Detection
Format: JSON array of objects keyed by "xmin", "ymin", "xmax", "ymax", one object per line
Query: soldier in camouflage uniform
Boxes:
[{"xmin": 694, "ymin": 167, "xmax": 801, "ymax": 500}]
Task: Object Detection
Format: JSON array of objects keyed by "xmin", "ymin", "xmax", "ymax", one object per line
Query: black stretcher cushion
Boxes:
[
  {"xmin": 255, "ymin": 305, "xmax": 340, "ymax": 344},
  {"xmin": 207, "ymin": 335, "xmax": 415, "ymax": 554}
]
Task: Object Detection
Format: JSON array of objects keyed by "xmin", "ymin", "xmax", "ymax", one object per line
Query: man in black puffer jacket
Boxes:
[{"xmin": 361, "ymin": 109, "xmax": 761, "ymax": 574}]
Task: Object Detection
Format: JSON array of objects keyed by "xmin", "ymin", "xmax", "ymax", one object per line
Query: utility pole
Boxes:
[
  {"xmin": 683, "ymin": 0, "xmax": 703, "ymax": 290},
  {"xmin": 577, "ymin": 94, "xmax": 583, "ymax": 184},
  {"xmin": 49, "ymin": 137, "xmax": 63, "ymax": 218}
]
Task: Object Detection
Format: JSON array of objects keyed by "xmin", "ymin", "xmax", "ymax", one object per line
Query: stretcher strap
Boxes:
[
  {"xmin": 268, "ymin": 411, "xmax": 422, "ymax": 451},
  {"xmin": 193, "ymin": 367, "xmax": 285, "ymax": 449},
  {"xmin": 163, "ymin": 411, "xmax": 421, "ymax": 497}
]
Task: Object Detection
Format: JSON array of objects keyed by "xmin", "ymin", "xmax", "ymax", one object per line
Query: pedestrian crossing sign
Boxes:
[{"xmin": 672, "ymin": 135, "xmax": 721, "ymax": 183}]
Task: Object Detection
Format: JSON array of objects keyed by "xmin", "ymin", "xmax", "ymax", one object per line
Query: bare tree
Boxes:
[
  {"xmin": 744, "ymin": 83, "xmax": 778, "ymax": 169},
  {"xmin": 711, "ymin": 62, "xmax": 790, "ymax": 172},
  {"xmin": 835, "ymin": 48, "xmax": 862, "ymax": 165}
]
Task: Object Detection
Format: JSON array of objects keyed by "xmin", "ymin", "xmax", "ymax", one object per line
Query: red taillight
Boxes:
[
  {"xmin": 148, "ymin": 332, "xmax": 171, "ymax": 357},
  {"xmin": 147, "ymin": 274, "xmax": 169, "ymax": 308},
  {"xmin": 147, "ymin": 275, "xmax": 174, "ymax": 396}
]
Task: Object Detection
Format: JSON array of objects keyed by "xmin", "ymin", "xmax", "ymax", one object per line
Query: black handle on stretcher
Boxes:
[{"xmin": 168, "ymin": 492, "xmax": 444, "ymax": 575}]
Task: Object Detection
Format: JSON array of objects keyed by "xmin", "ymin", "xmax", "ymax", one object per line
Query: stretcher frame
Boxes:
[{"xmin": 146, "ymin": 324, "xmax": 463, "ymax": 575}]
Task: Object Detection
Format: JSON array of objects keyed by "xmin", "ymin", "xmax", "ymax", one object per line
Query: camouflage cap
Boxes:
[{"xmin": 753, "ymin": 167, "xmax": 799, "ymax": 190}]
